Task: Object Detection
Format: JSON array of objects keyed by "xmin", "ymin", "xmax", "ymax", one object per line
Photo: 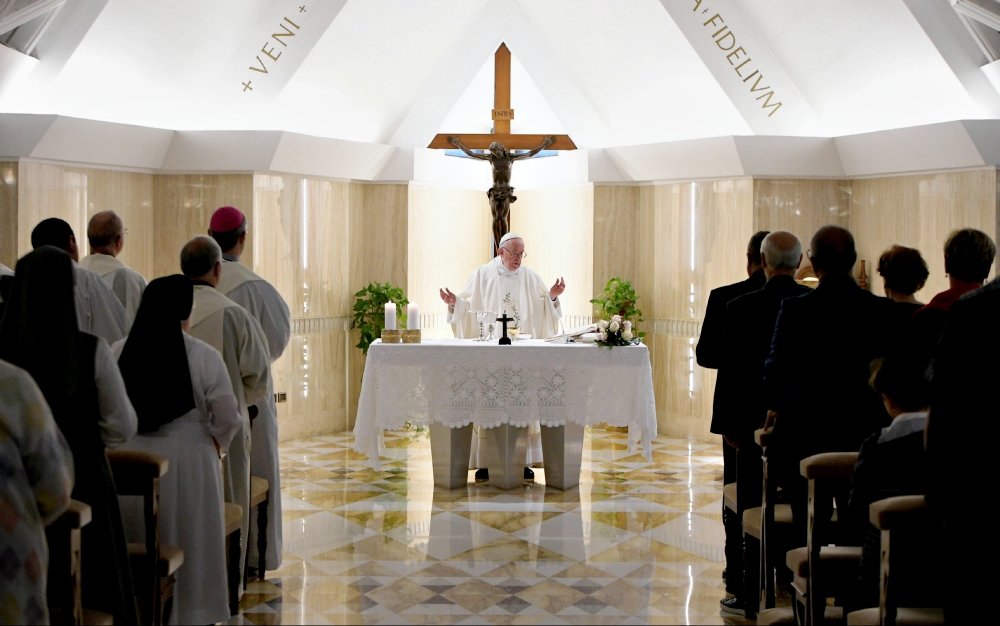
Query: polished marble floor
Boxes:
[{"xmin": 231, "ymin": 428, "xmax": 753, "ymax": 625}]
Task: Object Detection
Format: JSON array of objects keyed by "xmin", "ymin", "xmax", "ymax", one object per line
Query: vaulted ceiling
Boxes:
[{"xmin": 2, "ymin": 0, "xmax": 1000, "ymax": 149}]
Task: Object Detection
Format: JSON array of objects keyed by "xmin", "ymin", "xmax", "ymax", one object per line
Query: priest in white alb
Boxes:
[
  {"xmin": 439, "ymin": 233, "xmax": 567, "ymax": 477},
  {"xmin": 208, "ymin": 206, "xmax": 290, "ymax": 575},
  {"xmin": 79, "ymin": 211, "xmax": 148, "ymax": 330},
  {"xmin": 181, "ymin": 235, "xmax": 271, "ymax": 588},
  {"xmin": 30, "ymin": 218, "xmax": 128, "ymax": 345}
]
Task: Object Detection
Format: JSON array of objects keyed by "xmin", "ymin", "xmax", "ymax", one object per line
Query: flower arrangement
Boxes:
[{"xmin": 595, "ymin": 314, "xmax": 641, "ymax": 347}]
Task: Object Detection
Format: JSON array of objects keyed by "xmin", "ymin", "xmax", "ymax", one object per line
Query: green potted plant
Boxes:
[
  {"xmin": 590, "ymin": 277, "xmax": 645, "ymax": 346},
  {"xmin": 352, "ymin": 282, "xmax": 408, "ymax": 354}
]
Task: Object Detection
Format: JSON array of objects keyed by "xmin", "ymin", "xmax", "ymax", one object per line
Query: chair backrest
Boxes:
[
  {"xmin": 46, "ymin": 500, "xmax": 92, "ymax": 626},
  {"xmin": 755, "ymin": 427, "xmax": 775, "ymax": 612},
  {"xmin": 106, "ymin": 449, "xmax": 168, "ymax": 626},
  {"xmin": 800, "ymin": 452, "xmax": 859, "ymax": 625},
  {"xmin": 869, "ymin": 495, "xmax": 945, "ymax": 624}
]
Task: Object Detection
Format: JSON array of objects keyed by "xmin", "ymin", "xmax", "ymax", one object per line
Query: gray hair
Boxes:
[
  {"xmin": 761, "ymin": 231, "xmax": 802, "ymax": 271},
  {"xmin": 87, "ymin": 211, "xmax": 124, "ymax": 248},
  {"xmin": 180, "ymin": 235, "xmax": 222, "ymax": 278}
]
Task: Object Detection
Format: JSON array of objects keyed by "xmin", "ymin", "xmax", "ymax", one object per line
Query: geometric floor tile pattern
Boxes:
[{"xmin": 231, "ymin": 428, "xmax": 752, "ymax": 625}]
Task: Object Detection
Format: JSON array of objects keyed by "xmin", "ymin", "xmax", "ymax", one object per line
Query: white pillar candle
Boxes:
[
  {"xmin": 384, "ymin": 302, "xmax": 396, "ymax": 330},
  {"xmin": 407, "ymin": 303, "xmax": 419, "ymax": 330}
]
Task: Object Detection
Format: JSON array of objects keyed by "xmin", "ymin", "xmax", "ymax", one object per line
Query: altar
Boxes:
[{"xmin": 352, "ymin": 338, "xmax": 657, "ymax": 489}]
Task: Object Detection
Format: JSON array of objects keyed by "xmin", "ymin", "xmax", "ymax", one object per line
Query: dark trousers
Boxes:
[
  {"xmin": 722, "ymin": 439, "xmax": 739, "ymax": 594},
  {"xmin": 736, "ymin": 442, "xmax": 763, "ymax": 606}
]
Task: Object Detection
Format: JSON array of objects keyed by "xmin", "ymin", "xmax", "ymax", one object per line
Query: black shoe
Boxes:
[
  {"xmin": 719, "ymin": 596, "xmax": 745, "ymax": 617},
  {"xmin": 524, "ymin": 467, "xmax": 534, "ymax": 480},
  {"xmin": 475, "ymin": 468, "xmax": 489, "ymax": 480}
]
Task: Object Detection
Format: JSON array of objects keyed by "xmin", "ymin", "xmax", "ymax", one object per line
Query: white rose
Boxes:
[
  {"xmin": 598, "ymin": 320, "xmax": 608, "ymax": 331},
  {"xmin": 609, "ymin": 321, "xmax": 620, "ymax": 332},
  {"xmin": 623, "ymin": 321, "xmax": 632, "ymax": 332},
  {"xmin": 622, "ymin": 330, "xmax": 633, "ymax": 341},
  {"xmin": 600, "ymin": 332, "xmax": 608, "ymax": 341},
  {"xmin": 611, "ymin": 314, "xmax": 622, "ymax": 324}
]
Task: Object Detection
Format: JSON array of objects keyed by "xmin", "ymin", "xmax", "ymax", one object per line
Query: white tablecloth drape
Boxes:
[{"xmin": 353, "ymin": 338, "xmax": 657, "ymax": 470}]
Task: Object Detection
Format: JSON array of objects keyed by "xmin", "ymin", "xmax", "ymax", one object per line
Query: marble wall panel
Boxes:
[
  {"xmin": 0, "ymin": 162, "xmax": 17, "ymax": 268},
  {"xmin": 511, "ymin": 184, "xmax": 595, "ymax": 328},
  {"xmin": 272, "ymin": 331, "xmax": 351, "ymax": 440},
  {"xmin": 850, "ymin": 170, "xmax": 998, "ymax": 299},
  {"xmin": 151, "ymin": 175, "xmax": 253, "ymax": 278},
  {"xmin": 15, "ymin": 161, "xmax": 154, "ymax": 278},
  {"xmin": 753, "ymin": 179, "xmax": 852, "ymax": 258},
  {"xmin": 594, "ymin": 185, "xmax": 640, "ymax": 302},
  {"xmin": 407, "ymin": 183, "xmax": 492, "ymax": 339}
]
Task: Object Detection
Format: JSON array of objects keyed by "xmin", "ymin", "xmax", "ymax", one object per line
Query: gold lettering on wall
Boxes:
[
  {"xmin": 693, "ymin": 1, "xmax": 783, "ymax": 118},
  {"xmin": 243, "ymin": 7, "xmax": 304, "ymax": 91}
]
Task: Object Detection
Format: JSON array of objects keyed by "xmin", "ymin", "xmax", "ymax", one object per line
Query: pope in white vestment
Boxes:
[
  {"xmin": 182, "ymin": 237, "xmax": 271, "ymax": 589},
  {"xmin": 441, "ymin": 233, "xmax": 567, "ymax": 469},
  {"xmin": 80, "ymin": 253, "xmax": 147, "ymax": 330}
]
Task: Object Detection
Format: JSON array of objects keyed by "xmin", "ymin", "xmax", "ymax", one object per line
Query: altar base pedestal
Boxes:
[
  {"xmin": 484, "ymin": 424, "xmax": 528, "ymax": 489},
  {"xmin": 429, "ymin": 423, "xmax": 473, "ymax": 489},
  {"xmin": 540, "ymin": 423, "xmax": 585, "ymax": 490}
]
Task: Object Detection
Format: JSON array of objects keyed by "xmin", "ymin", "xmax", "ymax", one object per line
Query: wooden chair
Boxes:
[
  {"xmin": 224, "ymin": 502, "xmax": 244, "ymax": 615},
  {"xmin": 846, "ymin": 496, "xmax": 945, "ymax": 626},
  {"xmin": 794, "ymin": 452, "xmax": 863, "ymax": 625},
  {"xmin": 243, "ymin": 476, "xmax": 270, "ymax": 586},
  {"xmin": 740, "ymin": 427, "xmax": 793, "ymax": 615},
  {"xmin": 106, "ymin": 449, "xmax": 183, "ymax": 626},
  {"xmin": 46, "ymin": 500, "xmax": 90, "ymax": 625}
]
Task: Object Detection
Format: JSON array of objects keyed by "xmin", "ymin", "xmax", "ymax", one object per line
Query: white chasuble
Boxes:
[
  {"xmin": 447, "ymin": 257, "xmax": 564, "ymax": 468},
  {"xmin": 188, "ymin": 285, "xmax": 270, "ymax": 588},
  {"xmin": 79, "ymin": 253, "xmax": 147, "ymax": 331},
  {"xmin": 218, "ymin": 258, "xmax": 290, "ymax": 571},
  {"xmin": 113, "ymin": 335, "xmax": 241, "ymax": 625},
  {"xmin": 73, "ymin": 264, "xmax": 128, "ymax": 345}
]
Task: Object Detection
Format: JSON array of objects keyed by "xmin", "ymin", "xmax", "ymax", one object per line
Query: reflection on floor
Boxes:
[{"xmin": 232, "ymin": 428, "xmax": 754, "ymax": 625}]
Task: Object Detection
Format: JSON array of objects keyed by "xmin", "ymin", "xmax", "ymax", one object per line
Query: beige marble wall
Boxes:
[
  {"xmin": 250, "ymin": 177, "xmax": 408, "ymax": 440},
  {"xmin": 407, "ymin": 183, "xmax": 492, "ymax": 339},
  {"xmin": 151, "ymin": 175, "xmax": 254, "ymax": 278},
  {"xmin": 511, "ymin": 184, "xmax": 595, "ymax": 328},
  {"xmin": 15, "ymin": 161, "xmax": 155, "ymax": 278},
  {"xmin": 0, "ymin": 162, "xmax": 17, "ymax": 268},
  {"xmin": 753, "ymin": 179, "xmax": 852, "ymax": 258},
  {"xmin": 850, "ymin": 170, "xmax": 998, "ymax": 299}
]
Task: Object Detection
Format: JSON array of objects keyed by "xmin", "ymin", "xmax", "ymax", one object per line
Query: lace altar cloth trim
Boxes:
[{"xmin": 353, "ymin": 339, "xmax": 657, "ymax": 470}]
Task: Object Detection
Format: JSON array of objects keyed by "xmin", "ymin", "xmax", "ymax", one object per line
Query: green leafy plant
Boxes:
[
  {"xmin": 352, "ymin": 282, "xmax": 408, "ymax": 354},
  {"xmin": 590, "ymin": 277, "xmax": 645, "ymax": 339}
]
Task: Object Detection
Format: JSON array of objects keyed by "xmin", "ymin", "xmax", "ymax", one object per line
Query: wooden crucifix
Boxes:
[{"xmin": 428, "ymin": 43, "xmax": 577, "ymax": 256}]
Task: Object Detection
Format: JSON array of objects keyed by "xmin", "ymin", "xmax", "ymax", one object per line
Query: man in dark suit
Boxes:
[
  {"xmin": 927, "ymin": 277, "xmax": 998, "ymax": 621},
  {"xmin": 696, "ymin": 229, "xmax": 768, "ymax": 593},
  {"xmin": 718, "ymin": 231, "xmax": 811, "ymax": 617},
  {"xmin": 764, "ymin": 225, "xmax": 896, "ymax": 542}
]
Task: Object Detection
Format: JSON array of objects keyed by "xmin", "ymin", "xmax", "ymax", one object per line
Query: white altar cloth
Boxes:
[{"xmin": 353, "ymin": 338, "xmax": 657, "ymax": 470}]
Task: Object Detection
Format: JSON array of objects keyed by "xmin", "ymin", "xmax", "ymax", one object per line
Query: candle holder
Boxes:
[
  {"xmin": 401, "ymin": 329, "xmax": 421, "ymax": 344},
  {"xmin": 381, "ymin": 329, "xmax": 402, "ymax": 344}
]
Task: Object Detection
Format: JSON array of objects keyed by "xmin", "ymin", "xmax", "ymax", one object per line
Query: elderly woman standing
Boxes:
[{"xmin": 0, "ymin": 360, "xmax": 74, "ymax": 625}]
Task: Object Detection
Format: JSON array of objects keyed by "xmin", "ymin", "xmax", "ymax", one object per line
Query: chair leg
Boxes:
[
  {"xmin": 160, "ymin": 574, "xmax": 176, "ymax": 625},
  {"xmin": 228, "ymin": 529, "xmax": 242, "ymax": 615}
]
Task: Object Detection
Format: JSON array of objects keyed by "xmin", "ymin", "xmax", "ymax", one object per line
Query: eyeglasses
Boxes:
[{"xmin": 501, "ymin": 248, "xmax": 527, "ymax": 259}]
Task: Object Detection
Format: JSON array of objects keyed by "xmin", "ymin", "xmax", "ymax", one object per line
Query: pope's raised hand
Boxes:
[
  {"xmin": 549, "ymin": 277, "xmax": 566, "ymax": 300},
  {"xmin": 440, "ymin": 287, "xmax": 457, "ymax": 306}
]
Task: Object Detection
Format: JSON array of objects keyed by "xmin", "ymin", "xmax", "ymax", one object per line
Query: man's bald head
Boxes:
[
  {"xmin": 88, "ymin": 211, "xmax": 125, "ymax": 256},
  {"xmin": 180, "ymin": 235, "xmax": 222, "ymax": 286},
  {"xmin": 810, "ymin": 225, "xmax": 857, "ymax": 277},
  {"xmin": 760, "ymin": 231, "xmax": 802, "ymax": 279}
]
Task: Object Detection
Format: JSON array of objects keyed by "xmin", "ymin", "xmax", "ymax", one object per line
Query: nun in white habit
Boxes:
[{"xmin": 113, "ymin": 275, "xmax": 242, "ymax": 625}]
